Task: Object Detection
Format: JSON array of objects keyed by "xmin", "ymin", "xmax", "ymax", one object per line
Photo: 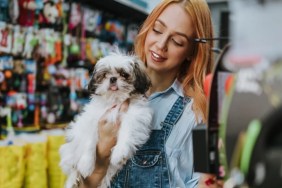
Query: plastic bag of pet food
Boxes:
[
  {"xmin": 17, "ymin": 133, "xmax": 48, "ymax": 188},
  {"xmin": 0, "ymin": 144, "xmax": 25, "ymax": 188},
  {"xmin": 0, "ymin": 126, "xmax": 25, "ymax": 188},
  {"xmin": 42, "ymin": 129, "xmax": 67, "ymax": 188}
]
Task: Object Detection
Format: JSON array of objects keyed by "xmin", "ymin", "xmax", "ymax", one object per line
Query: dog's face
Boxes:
[{"xmin": 88, "ymin": 53, "xmax": 151, "ymax": 101}]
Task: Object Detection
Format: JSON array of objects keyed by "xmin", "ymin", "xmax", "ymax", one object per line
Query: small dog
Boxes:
[{"xmin": 59, "ymin": 52, "xmax": 153, "ymax": 188}]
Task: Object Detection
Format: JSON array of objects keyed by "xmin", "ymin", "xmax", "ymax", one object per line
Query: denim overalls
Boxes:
[{"xmin": 111, "ymin": 96, "xmax": 190, "ymax": 188}]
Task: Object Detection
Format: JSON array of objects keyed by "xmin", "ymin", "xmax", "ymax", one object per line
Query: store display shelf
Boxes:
[
  {"xmin": 115, "ymin": 0, "xmax": 149, "ymax": 14},
  {"xmin": 80, "ymin": 0, "xmax": 148, "ymax": 22}
]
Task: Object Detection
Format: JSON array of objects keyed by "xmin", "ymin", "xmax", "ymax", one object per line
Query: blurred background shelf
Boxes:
[{"xmin": 80, "ymin": 0, "xmax": 149, "ymax": 22}]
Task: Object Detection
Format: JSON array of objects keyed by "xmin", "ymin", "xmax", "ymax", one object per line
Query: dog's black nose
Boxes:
[{"xmin": 110, "ymin": 77, "xmax": 117, "ymax": 83}]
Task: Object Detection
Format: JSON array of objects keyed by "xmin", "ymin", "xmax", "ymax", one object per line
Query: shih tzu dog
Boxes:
[{"xmin": 59, "ymin": 52, "xmax": 153, "ymax": 188}]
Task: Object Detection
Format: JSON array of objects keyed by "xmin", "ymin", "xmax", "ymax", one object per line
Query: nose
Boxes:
[
  {"xmin": 110, "ymin": 77, "xmax": 117, "ymax": 83},
  {"xmin": 156, "ymin": 35, "xmax": 168, "ymax": 51}
]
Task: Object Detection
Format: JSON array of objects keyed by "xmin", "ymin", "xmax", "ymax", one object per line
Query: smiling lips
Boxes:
[{"xmin": 151, "ymin": 51, "xmax": 167, "ymax": 62}]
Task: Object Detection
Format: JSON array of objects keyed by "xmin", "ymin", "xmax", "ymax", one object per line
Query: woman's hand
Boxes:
[
  {"xmin": 97, "ymin": 100, "xmax": 129, "ymax": 160},
  {"xmin": 81, "ymin": 100, "xmax": 129, "ymax": 187},
  {"xmin": 197, "ymin": 173, "xmax": 223, "ymax": 188}
]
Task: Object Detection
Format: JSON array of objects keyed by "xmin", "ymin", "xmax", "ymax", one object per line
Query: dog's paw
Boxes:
[
  {"xmin": 65, "ymin": 170, "xmax": 79, "ymax": 188},
  {"xmin": 110, "ymin": 150, "xmax": 128, "ymax": 167},
  {"xmin": 110, "ymin": 149, "xmax": 122, "ymax": 166},
  {"xmin": 59, "ymin": 161, "xmax": 71, "ymax": 174},
  {"xmin": 77, "ymin": 155, "xmax": 95, "ymax": 178},
  {"xmin": 59, "ymin": 155, "xmax": 75, "ymax": 174}
]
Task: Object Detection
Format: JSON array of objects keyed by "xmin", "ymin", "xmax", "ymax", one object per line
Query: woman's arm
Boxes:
[
  {"xmin": 79, "ymin": 139, "xmax": 114, "ymax": 187},
  {"xmin": 79, "ymin": 100, "xmax": 129, "ymax": 187}
]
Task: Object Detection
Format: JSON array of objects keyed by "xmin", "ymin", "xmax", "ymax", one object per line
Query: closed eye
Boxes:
[
  {"xmin": 172, "ymin": 38, "xmax": 183, "ymax": 46},
  {"xmin": 153, "ymin": 28, "xmax": 162, "ymax": 34}
]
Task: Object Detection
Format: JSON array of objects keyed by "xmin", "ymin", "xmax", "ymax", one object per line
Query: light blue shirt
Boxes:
[{"xmin": 148, "ymin": 79, "xmax": 200, "ymax": 188}]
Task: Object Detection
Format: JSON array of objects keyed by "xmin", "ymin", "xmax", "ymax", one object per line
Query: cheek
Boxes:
[
  {"xmin": 144, "ymin": 32, "xmax": 155, "ymax": 50},
  {"xmin": 169, "ymin": 48, "xmax": 188, "ymax": 65}
]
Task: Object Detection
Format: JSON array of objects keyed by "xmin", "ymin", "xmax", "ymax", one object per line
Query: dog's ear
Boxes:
[
  {"xmin": 132, "ymin": 58, "xmax": 151, "ymax": 94},
  {"xmin": 87, "ymin": 67, "xmax": 97, "ymax": 94}
]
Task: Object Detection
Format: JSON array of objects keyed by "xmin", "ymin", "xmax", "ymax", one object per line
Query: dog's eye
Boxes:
[
  {"xmin": 95, "ymin": 72, "xmax": 107, "ymax": 83},
  {"xmin": 120, "ymin": 72, "xmax": 129, "ymax": 79},
  {"xmin": 99, "ymin": 72, "xmax": 107, "ymax": 78}
]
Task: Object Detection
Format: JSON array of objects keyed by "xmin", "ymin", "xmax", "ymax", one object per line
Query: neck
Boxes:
[{"xmin": 146, "ymin": 69, "xmax": 177, "ymax": 96}]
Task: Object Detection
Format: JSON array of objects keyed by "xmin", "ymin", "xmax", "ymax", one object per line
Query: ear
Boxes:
[
  {"xmin": 87, "ymin": 67, "xmax": 97, "ymax": 94},
  {"xmin": 132, "ymin": 58, "xmax": 151, "ymax": 94}
]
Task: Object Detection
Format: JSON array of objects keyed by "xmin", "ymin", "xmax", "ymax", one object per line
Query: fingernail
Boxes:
[{"xmin": 205, "ymin": 178, "xmax": 215, "ymax": 186}]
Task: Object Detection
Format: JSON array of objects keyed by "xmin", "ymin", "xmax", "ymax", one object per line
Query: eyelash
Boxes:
[
  {"xmin": 172, "ymin": 38, "xmax": 183, "ymax": 46},
  {"xmin": 153, "ymin": 28, "xmax": 162, "ymax": 34}
]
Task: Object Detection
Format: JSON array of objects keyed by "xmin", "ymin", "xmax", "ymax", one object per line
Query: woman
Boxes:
[{"xmin": 80, "ymin": 0, "xmax": 215, "ymax": 187}]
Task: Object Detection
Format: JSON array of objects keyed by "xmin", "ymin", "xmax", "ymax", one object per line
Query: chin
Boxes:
[{"xmin": 59, "ymin": 51, "xmax": 153, "ymax": 188}]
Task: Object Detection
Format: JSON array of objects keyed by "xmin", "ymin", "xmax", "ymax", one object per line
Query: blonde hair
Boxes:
[{"xmin": 134, "ymin": 0, "xmax": 214, "ymax": 123}]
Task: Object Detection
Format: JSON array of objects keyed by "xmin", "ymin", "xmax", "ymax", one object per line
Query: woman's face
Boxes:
[{"xmin": 145, "ymin": 3, "xmax": 194, "ymax": 76}]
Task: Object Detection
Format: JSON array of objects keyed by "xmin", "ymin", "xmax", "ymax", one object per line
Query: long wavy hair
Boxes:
[{"xmin": 134, "ymin": 0, "xmax": 214, "ymax": 122}]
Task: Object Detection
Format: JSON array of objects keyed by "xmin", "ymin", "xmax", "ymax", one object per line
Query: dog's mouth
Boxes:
[{"xmin": 110, "ymin": 84, "xmax": 118, "ymax": 91}]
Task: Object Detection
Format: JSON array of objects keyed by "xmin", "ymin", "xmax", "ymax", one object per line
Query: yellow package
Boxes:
[
  {"xmin": 0, "ymin": 145, "xmax": 25, "ymax": 188},
  {"xmin": 47, "ymin": 135, "xmax": 66, "ymax": 188},
  {"xmin": 24, "ymin": 141, "xmax": 48, "ymax": 188}
]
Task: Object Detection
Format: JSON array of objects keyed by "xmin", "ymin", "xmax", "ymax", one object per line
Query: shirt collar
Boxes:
[{"xmin": 148, "ymin": 79, "xmax": 184, "ymax": 100}]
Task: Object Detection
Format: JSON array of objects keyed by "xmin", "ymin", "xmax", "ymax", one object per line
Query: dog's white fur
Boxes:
[{"xmin": 59, "ymin": 52, "xmax": 153, "ymax": 188}]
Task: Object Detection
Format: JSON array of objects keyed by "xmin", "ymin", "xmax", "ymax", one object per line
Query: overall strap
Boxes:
[
  {"xmin": 163, "ymin": 96, "xmax": 191, "ymax": 125},
  {"xmin": 162, "ymin": 96, "xmax": 190, "ymax": 142}
]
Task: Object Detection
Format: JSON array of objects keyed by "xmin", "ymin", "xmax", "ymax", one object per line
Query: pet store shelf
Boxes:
[
  {"xmin": 80, "ymin": 0, "xmax": 149, "ymax": 22},
  {"xmin": 115, "ymin": 0, "xmax": 148, "ymax": 14}
]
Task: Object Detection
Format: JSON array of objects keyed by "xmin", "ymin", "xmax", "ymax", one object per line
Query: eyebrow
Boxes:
[{"xmin": 155, "ymin": 19, "xmax": 191, "ymax": 41}]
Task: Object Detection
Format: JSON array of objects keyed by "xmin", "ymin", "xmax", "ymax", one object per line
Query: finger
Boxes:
[
  {"xmin": 107, "ymin": 104, "xmax": 117, "ymax": 113},
  {"xmin": 119, "ymin": 99, "xmax": 129, "ymax": 113},
  {"xmin": 116, "ymin": 99, "xmax": 129, "ymax": 126},
  {"xmin": 98, "ymin": 117, "xmax": 106, "ymax": 125},
  {"xmin": 115, "ymin": 118, "xmax": 121, "ymax": 129},
  {"xmin": 203, "ymin": 174, "xmax": 218, "ymax": 187}
]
